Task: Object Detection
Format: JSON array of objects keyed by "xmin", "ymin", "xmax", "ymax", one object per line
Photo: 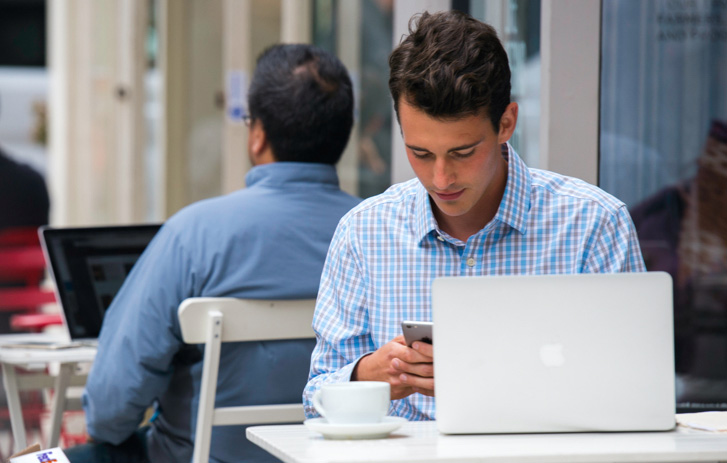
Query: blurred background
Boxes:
[
  {"xmin": 1, "ymin": 0, "xmax": 727, "ymax": 451},
  {"xmin": 0, "ymin": 0, "xmax": 544, "ymax": 226}
]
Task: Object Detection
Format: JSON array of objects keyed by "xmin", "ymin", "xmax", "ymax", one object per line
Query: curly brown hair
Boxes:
[{"xmin": 388, "ymin": 10, "xmax": 511, "ymax": 131}]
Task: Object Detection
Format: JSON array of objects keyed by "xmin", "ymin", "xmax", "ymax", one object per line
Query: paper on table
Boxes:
[
  {"xmin": 7, "ymin": 443, "xmax": 40, "ymax": 462},
  {"xmin": 676, "ymin": 411, "xmax": 727, "ymax": 432},
  {"xmin": 9, "ymin": 446, "xmax": 70, "ymax": 463}
]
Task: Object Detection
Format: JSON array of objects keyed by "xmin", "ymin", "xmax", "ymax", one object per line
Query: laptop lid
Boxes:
[
  {"xmin": 39, "ymin": 224, "xmax": 161, "ymax": 342},
  {"xmin": 432, "ymin": 272, "xmax": 675, "ymax": 434}
]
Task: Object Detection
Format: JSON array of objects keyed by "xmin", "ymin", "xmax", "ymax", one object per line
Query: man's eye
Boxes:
[
  {"xmin": 453, "ymin": 149, "xmax": 475, "ymax": 158},
  {"xmin": 412, "ymin": 151, "xmax": 431, "ymax": 159}
]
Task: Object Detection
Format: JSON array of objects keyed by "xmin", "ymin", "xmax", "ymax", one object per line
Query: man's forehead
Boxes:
[
  {"xmin": 398, "ymin": 96, "xmax": 492, "ymax": 124},
  {"xmin": 398, "ymin": 102, "xmax": 495, "ymax": 137}
]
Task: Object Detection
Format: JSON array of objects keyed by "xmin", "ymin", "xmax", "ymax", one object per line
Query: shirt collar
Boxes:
[
  {"xmin": 244, "ymin": 162, "xmax": 341, "ymax": 189},
  {"xmin": 414, "ymin": 182, "xmax": 438, "ymax": 244},
  {"xmin": 493, "ymin": 143, "xmax": 531, "ymax": 235},
  {"xmin": 413, "ymin": 143, "xmax": 531, "ymax": 243}
]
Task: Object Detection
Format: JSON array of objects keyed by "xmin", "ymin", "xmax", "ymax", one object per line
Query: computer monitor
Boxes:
[{"xmin": 40, "ymin": 224, "xmax": 161, "ymax": 341}]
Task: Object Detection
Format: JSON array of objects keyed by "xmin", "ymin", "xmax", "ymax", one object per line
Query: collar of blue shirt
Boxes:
[{"xmin": 244, "ymin": 162, "xmax": 340, "ymax": 189}]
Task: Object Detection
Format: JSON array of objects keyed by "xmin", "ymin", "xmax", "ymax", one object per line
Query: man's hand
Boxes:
[{"xmin": 351, "ymin": 335, "xmax": 434, "ymax": 399}]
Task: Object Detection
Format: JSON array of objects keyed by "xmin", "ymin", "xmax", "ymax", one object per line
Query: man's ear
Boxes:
[
  {"xmin": 497, "ymin": 102, "xmax": 519, "ymax": 144},
  {"xmin": 248, "ymin": 120, "xmax": 269, "ymax": 162}
]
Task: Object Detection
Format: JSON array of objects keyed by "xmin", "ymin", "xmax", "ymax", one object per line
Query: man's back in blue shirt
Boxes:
[
  {"xmin": 83, "ymin": 163, "xmax": 359, "ymax": 463},
  {"xmin": 71, "ymin": 44, "xmax": 360, "ymax": 463}
]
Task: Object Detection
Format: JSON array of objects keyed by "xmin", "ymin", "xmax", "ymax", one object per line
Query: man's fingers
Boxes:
[
  {"xmin": 412, "ymin": 341, "xmax": 433, "ymax": 357},
  {"xmin": 356, "ymin": 337, "xmax": 433, "ymax": 400},
  {"xmin": 408, "ymin": 362, "xmax": 434, "ymax": 378},
  {"xmin": 398, "ymin": 343, "xmax": 433, "ymax": 364},
  {"xmin": 399, "ymin": 373, "xmax": 434, "ymax": 393},
  {"xmin": 392, "ymin": 358, "xmax": 433, "ymax": 378}
]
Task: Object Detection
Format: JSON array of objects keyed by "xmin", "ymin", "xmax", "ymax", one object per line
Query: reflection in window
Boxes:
[
  {"xmin": 600, "ymin": 0, "xmax": 727, "ymax": 412},
  {"xmin": 313, "ymin": 0, "xmax": 337, "ymax": 56},
  {"xmin": 468, "ymin": 0, "xmax": 541, "ymax": 167},
  {"xmin": 357, "ymin": 0, "xmax": 393, "ymax": 197},
  {"xmin": 314, "ymin": 0, "xmax": 393, "ymax": 198}
]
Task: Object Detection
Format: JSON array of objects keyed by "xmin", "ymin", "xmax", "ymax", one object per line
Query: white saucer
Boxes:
[{"xmin": 304, "ymin": 416, "xmax": 407, "ymax": 440}]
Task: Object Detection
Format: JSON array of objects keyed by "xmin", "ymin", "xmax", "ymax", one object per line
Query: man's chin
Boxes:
[{"xmin": 431, "ymin": 200, "xmax": 469, "ymax": 219}]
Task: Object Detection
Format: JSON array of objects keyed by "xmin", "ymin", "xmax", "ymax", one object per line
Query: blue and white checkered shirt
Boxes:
[{"xmin": 304, "ymin": 144, "xmax": 645, "ymax": 421}]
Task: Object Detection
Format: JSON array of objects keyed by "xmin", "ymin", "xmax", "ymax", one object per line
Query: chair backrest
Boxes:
[{"xmin": 177, "ymin": 297, "xmax": 316, "ymax": 463}]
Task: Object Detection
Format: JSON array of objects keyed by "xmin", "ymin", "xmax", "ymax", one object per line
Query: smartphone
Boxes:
[{"xmin": 401, "ymin": 320, "xmax": 433, "ymax": 347}]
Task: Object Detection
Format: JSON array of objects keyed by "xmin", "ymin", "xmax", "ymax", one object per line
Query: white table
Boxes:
[
  {"xmin": 246, "ymin": 420, "xmax": 727, "ymax": 463},
  {"xmin": 0, "ymin": 333, "xmax": 96, "ymax": 452}
]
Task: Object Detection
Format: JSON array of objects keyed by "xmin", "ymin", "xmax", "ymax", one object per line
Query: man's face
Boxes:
[{"xmin": 398, "ymin": 99, "xmax": 517, "ymax": 235}]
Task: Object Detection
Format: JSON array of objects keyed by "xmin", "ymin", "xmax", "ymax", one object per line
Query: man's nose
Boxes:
[{"xmin": 432, "ymin": 158, "xmax": 455, "ymax": 190}]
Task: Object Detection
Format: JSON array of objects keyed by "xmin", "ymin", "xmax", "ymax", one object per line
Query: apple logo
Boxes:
[{"xmin": 540, "ymin": 343, "xmax": 565, "ymax": 367}]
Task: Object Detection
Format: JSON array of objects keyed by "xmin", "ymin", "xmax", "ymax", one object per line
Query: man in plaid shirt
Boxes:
[{"xmin": 304, "ymin": 10, "xmax": 645, "ymax": 421}]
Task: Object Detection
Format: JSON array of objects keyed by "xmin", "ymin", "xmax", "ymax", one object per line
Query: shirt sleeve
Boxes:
[
  {"xmin": 82, "ymin": 225, "xmax": 195, "ymax": 444},
  {"xmin": 585, "ymin": 205, "xmax": 647, "ymax": 273},
  {"xmin": 303, "ymin": 219, "xmax": 376, "ymax": 418}
]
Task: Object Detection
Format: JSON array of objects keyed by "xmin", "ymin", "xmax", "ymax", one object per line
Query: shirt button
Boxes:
[
  {"xmin": 437, "ymin": 235, "xmax": 445, "ymax": 242},
  {"xmin": 466, "ymin": 257, "xmax": 475, "ymax": 267}
]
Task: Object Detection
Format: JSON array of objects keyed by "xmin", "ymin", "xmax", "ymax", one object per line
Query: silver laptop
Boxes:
[
  {"xmin": 432, "ymin": 272, "xmax": 676, "ymax": 434},
  {"xmin": 39, "ymin": 224, "xmax": 161, "ymax": 344}
]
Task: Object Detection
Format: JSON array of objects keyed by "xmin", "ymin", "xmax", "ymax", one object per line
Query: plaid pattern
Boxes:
[{"xmin": 304, "ymin": 144, "xmax": 645, "ymax": 421}]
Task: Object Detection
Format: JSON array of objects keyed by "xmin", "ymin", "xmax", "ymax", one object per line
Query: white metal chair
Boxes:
[{"xmin": 178, "ymin": 297, "xmax": 316, "ymax": 463}]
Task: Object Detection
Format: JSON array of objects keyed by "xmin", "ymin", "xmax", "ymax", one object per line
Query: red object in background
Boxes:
[
  {"xmin": 10, "ymin": 313, "xmax": 63, "ymax": 332},
  {"xmin": 0, "ymin": 227, "xmax": 41, "ymax": 247},
  {"xmin": 0, "ymin": 226, "xmax": 56, "ymax": 313},
  {"xmin": 0, "ymin": 227, "xmax": 59, "ymax": 458}
]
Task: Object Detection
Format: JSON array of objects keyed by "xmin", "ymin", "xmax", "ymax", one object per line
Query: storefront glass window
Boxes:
[
  {"xmin": 600, "ymin": 0, "xmax": 727, "ymax": 412},
  {"xmin": 314, "ymin": 0, "xmax": 393, "ymax": 198},
  {"xmin": 469, "ymin": 0, "xmax": 541, "ymax": 167}
]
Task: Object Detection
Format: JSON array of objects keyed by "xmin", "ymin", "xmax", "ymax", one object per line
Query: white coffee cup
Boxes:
[{"xmin": 312, "ymin": 381, "xmax": 390, "ymax": 424}]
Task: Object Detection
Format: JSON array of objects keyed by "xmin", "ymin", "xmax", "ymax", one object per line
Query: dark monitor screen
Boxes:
[{"xmin": 40, "ymin": 224, "xmax": 161, "ymax": 340}]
